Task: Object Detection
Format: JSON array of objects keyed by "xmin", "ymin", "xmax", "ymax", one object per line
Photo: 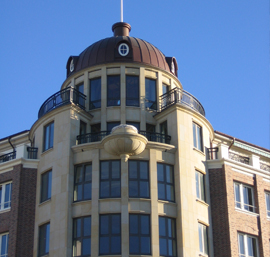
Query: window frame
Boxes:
[
  {"xmin": 198, "ymin": 223, "xmax": 208, "ymax": 256},
  {"xmin": 0, "ymin": 232, "xmax": 9, "ymax": 257},
  {"xmin": 265, "ymin": 191, "xmax": 270, "ymax": 218},
  {"xmin": 126, "ymin": 75, "xmax": 139, "ymax": 107},
  {"xmin": 159, "ymin": 216, "xmax": 177, "ymax": 257},
  {"xmin": 99, "ymin": 214, "xmax": 121, "ymax": 255},
  {"xmin": 195, "ymin": 171, "xmax": 206, "ymax": 202},
  {"xmin": 145, "ymin": 78, "xmax": 157, "ymax": 110},
  {"xmin": 38, "ymin": 222, "xmax": 50, "ymax": 257},
  {"xmin": 89, "ymin": 77, "xmax": 101, "ymax": 110},
  {"xmin": 238, "ymin": 233, "xmax": 259, "ymax": 257},
  {"xmin": 193, "ymin": 122, "xmax": 203, "ymax": 152},
  {"xmin": 157, "ymin": 163, "xmax": 175, "ymax": 202},
  {"xmin": 40, "ymin": 170, "xmax": 52, "ymax": 203},
  {"xmin": 128, "ymin": 160, "xmax": 150, "ymax": 199},
  {"xmin": 107, "ymin": 75, "xmax": 121, "ymax": 107},
  {"xmin": 74, "ymin": 163, "xmax": 92, "ymax": 202},
  {"xmin": 234, "ymin": 182, "xmax": 255, "ymax": 213},
  {"xmin": 73, "ymin": 216, "xmax": 91, "ymax": 257},
  {"xmin": 0, "ymin": 181, "xmax": 12, "ymax": 211},
  {"xmin": 100, "ymin": 160, "xmax": 121, "ymax": 199},
  {"xmin": 43, "ymin": 121, "xmax": 54, "ymax": 152}
]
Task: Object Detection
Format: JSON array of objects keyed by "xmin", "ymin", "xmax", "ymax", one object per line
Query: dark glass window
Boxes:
[
  {"xmin": 107, "ymin": 75, "xmax": 120, "ymax": 107},
  {"xmin": 126, "ymin": 122, "xmax": 140, "ymax": 131},
  {"xmin": 41, "ymin": 170, "xmax": 52, "ymax": 203},
  {"xmin": 0, "ymin": 182, "xmax": 12, "ymax": 210},
  {"xmin": 162, "ymin": 84, "xmax": 169, "ymax": 95},
  {"xmin": 145, "ymin": 78, "xmax": 157, "ymax": 110},
  {"xmin": 196, "ymin": 171, "xmax": 205, "ymax": 202},
  {"xmin": 0, "ymin": 233, "xmax": 9, "ymax": 257},
  {"xmin": 129, "ymin": 214, "xmax": 151, "ymax": 255},
  {"xmin": 43, "ymin": 122, "xmax": 54, "ymax": 151},
  {"xmin": 73, "ymin": 216, "xmax": 91, "ymax": 257},
  {"xmin": 157, "ymin": 163, "xmax": 175, "ymax": 202},
  {"xmin": 193, "ymin": 122, "xmax": 203, "ymax": 151},
  {"xmin": 100, "ymin": 160, "xmax": 121, "ymax": 198},
  {"xmin": 159, "ymin": 216, "xmax": 177, "ymax": 257},
  {"xmin": 74, "ymin": 164, "xmax": 92, "ymax": 202},
  {"xmin": 80, "ymin": 121, "xmax": 87, "ymax": 136},
  {"xmin": 129, "ymin": 160, "xmax": 149, "ymax": 198},
  {"xmin": 146, "ymin": 123, "xmax": 156, "ymax": 133},
  {"xmin": 160, "ymin": 121, "xmax": 168, "ymax": 143},
  {"xmin": 126, "ymin": 75, "xmax": 139, "ymax": 107},
  {"xmin": 107, "ymin": 122, "xmax": 120, "ymax": 132},
  {"xmin": 90, "ymin": 78, "xmax": 101, "ymax": 109},
  {"xmin": 75, "ymin": 84, "xmax": 85, "ymax": 107},
  {"xmin": 99, "ymin": 214, "xmax": 121, "ymax": 255},
  {"xmin": 39, "ymin": 223, "xmax": 50, "ymax": 256},
  {"xmin": 91, "ymin": 123, "xmax": 101, "ymax": 133}
]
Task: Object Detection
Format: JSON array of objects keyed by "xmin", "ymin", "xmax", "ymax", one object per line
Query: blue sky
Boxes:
[{"xmin": 0, "ymin": 0, "xmax": 269, "ymax": 149}]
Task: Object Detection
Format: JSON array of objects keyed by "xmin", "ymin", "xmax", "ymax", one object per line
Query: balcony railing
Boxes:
[
  {"xmin": 260, "ymin": 163, "xmax": 270, "ymax": 172},
  {"xmin": 207, "ymin": 147, "xmax": 219, "ymax": 160},
  {"xmin": 0, "ymin": 151, "xmax": 16, "ymax": 163},
  {"xmin": 27, "ymin": 147, "xmax": 38, "ymax": 159},
  {"xmin": 160, "ymin": 88, "xmax": 205, "ymax": 116},
  {"xmin": 77, "ymin": 131, "xmax": 171, "ymax": 145},
  {"xmin": 229, "ymin": 152, "xmax": 250, "ymax": 165},
  {"xmin": 38, "ymin": 87, "xmax": 86, "ymax": 118}
]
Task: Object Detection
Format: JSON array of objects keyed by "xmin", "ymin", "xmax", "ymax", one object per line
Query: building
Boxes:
[{"xmin": 0, "ymin": 22, "xmax": 269, "ymax": 257}]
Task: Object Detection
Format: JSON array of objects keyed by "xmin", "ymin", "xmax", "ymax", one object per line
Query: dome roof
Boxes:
[{"xmin": 66, "ymin": 23, "xmax": 178, "ymax": 77}]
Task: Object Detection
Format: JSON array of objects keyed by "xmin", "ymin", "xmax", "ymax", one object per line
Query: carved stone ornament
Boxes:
[{"xmin": 102, "ymin": 124, "xmax": 148, "ymax": 161}]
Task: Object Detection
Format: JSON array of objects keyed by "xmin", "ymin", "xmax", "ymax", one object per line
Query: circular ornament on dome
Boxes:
[
  {"xmin": 70, "ymin": 59, "xmax": 74, "ymax": 72},
  {"xmin": 118, "ymin": 43, "xmax": 129, "ymax": 56}
]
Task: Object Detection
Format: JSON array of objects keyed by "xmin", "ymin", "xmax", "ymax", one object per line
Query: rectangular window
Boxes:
[
  {"xmin": 100, "ymin": 160, "xmax": 121, "ymax": 198},
  {"xmin": 107, "ymin": 75, "xmax": 120, "ymax": 107},
  {"xmin": 145, "ymin": 78, "xmax": 157, "ymax": 110},
  {"xmin": 265, "ymin": 191, "xmax": 270, "ymax": 218},
  {"xmin": 73, "ymin": 216, "xmax": 91, "ymax": 257},
  {"xmin": 159, "ymin": 216, "xmax": 177, "ymax": 257},
  {"xmin": 193, "ymin": 122, "xmax": 203, "ymax": 151},
  {"xmin": 162, "ymin": 84, "xmax": 169, "ymax": 95},
  {"xmin": 238, "ymin": 233, "xmax": 258, "ymax": 257},
  {"xmin": 74, "ymin": 164, "xmax": 92, "ymax": 202},
  {"xmin": 99, "ymin": 214, "xmax": 121, "ymax": 255},
  {"xmin": 39, "ymin": 223, "xmax": 50, "ymax": 256},
  {"xmin": 157, "ymin": 163, "xmax": 175, "ymax": 202},
  {"xmin": 0, "ymin": 182, "xmax": 12, "ymax": 211},
  {"xmin": 126, "ymin": 75, "xmax": 139, "ymax": 107},
  {"xmin": 43, "ymin": 122, "xmax": 54, "ymax": 152},
  {"xmin": 107, "ymin": 122, "xmax": 120, "ymax": 132},
  {"xmin": 74, "ymin": 83, "xmax": 85, "ymax": 107},
  {"xmin": 0, "ymin": 233, "xmax": 8, "ymax": 257},
  {"xmin": 129, "ymin": 214, "xmax": 151, "ymax": 255},
  {"xmin": 196, "ymin": 171, "xmax": 205, "ymax": 202},
  {"xmin": 126, "ymin": 122, "xmax": 140, "ymax": 131},
  {"xmin": 160, "ymin": 121, "xmax": 169, "ymax": 143},
  {"xmin": 40, "ymin": 170, "xmax": 52, "ymax": 203},
  {"xmin": 129, "ymin": 160, "xmax": 149, "ymax": 198},
  {"xmin": 234, "ymin": 182, "xmax": 255, "ymax": 212},
  {"xmin": 90, "ymin": 77, "xmax": 101, "ymax": 109},
  {"xmin": 198, "ymin": 223, "xmax": 208, "ymax": 255}
]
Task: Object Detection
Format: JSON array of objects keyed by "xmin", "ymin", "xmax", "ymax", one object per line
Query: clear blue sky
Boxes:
[{"xmin": 0, "ymin": 0, "xmax": 269, "ymax": 149}]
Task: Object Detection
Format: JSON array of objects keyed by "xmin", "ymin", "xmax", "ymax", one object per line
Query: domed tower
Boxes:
[{"xmin": 30, "ymin": 22, "xmax": 214, "ymax": 256}]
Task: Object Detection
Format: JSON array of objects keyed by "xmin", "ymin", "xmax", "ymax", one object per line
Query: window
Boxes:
[
  {"xmin": 193, "ymin": 122, "xmax": 203, "ymax": 151},
  {"xmin": 79, "ymin": 121, "xmax": 87, "ymax": 144},
  {"xmin": 107, "ymin": 122, "xmax": 120, "ymax": 132},
  {"xmin": 43, "ymin": 122, "xmax": 54, "ymax": 151},
  {"xmin": 198, "ymin": 223, "xmax": 208, "ymax": 255},
  {"xmin": 74, "ymin": 164, "xmax": 92, "ymax": 202},
  {"xmin": 160, "ymin": 121, "xmax": 169, "ymax": 143},
  {"xmin": 40, "ymin": 170, "xmax": 52, "ymax": 203},
  {"xmin": 129, "ymin": 214, "xmax": 151, "ymax": 255},
  {"xmin": 0, "ymin": 182, "xmax": 12, "ymax": 211},
  {"xmin": 265, "ymin": 192, "xmax": 270, "ymax": 218},
  {"xmin": 126, "ymin": 122, "xmax": 140, "ymax": 131},
  {"xmin": 162, "ymin": 84, "xmax": 169, "ymax": 95},
  {"xmin": 157, "ymin": 163, "xmax": 175, "ymax": 202},
  {"xmin": 99, "ymin": 214, "xmax": 121, "ymax": 255},
  {"xmin": 126, "ymin": 75, "xmax": 139, "ymax": 107},
  {"xmin": 159, "ymin": 216, "xmax": 177, "ymax": 257},
  {"xmin": 145, "ymin": 78, "xmax": 157, "ymax": 110},
  {"xmin": 234, "ymin": 182, "xmax": 255, "ymax": 212},
  {"xmin": 90, "ymin": 77, "xmax": 101, "ymax": 109},
  {"xmin": 107, "ymin": 75, "xmax": 120, "ymax": 106},
  {"xmin": 0, "ymin": 233, "xmax": 8, "ymax": 257},
  {"xmin": 100, "ymin": 160, "xmax": 121, "ymax": 198},
  {"xmin": 196, "ymin": 171, "xmax": 205, "ymax": 202},
  {"xmin": 39, "ymin": 223, "xmax": 50, "ymax": 256},
  {"xmin": 73, "ymin": 216, "xmax": 91, "ymax": 257},
  {"xmin": 129, "ymin": 160, "xmax": 149, "ymax": 198},
  {"xmin": 238, "ymin": 233, "xmax": 258, "ymax": 257}
]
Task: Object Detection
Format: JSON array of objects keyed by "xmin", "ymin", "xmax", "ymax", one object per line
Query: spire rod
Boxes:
[{"xmin": 121, "ymin": 0, "xmax": 123, "ymax": 22}]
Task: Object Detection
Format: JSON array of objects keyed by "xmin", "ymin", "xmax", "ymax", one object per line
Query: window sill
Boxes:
[
  {"xmin": 196, "ymin": 199, "xmax": 209, "ymax": 207},
  {"xmin": 0, "ymin": 208, "xmax": 11, "ymax": 214},
  {"xmin": 199, "ymin": 254, "xmax": 208, "ymax": 257},
  {"xmin": 157, "ymin": 199, "xmax": 176, "ymax": 205},
  {"xmin": 193, "ymin": 147, "xmax": 205, "ymax": 156},
  {"xmin": 41, "ymin": 147, "xmax": 53, "ymax": 156},
  {"xmin": 235, "ymin": 208, "xmax": 259, "ymax": 217},
  {"xmin": 39, "ymin": 199, "xmax": 51, "ymax": 206},
  {"xmin": 73, "ymin": 199, "xmax": 92, "ymax": 205}
]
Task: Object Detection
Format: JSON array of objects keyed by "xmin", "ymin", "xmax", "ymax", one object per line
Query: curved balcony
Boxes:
[
  {"xmin": 160, "ymin": 88, "xmax": 205, "ymax": 116},
  {"xmin": 38, "ymin": 87, "xmax": 86, "ymax": 119}
]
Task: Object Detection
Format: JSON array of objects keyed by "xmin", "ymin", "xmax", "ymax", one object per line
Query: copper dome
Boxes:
[{"xmin": 66, "ymin": 23, "xmax": 178, "ymax": 77}]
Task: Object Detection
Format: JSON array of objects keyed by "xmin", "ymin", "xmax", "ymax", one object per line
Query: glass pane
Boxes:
[
  {"xmin": 112, "ymin": 215, "xmax": 121, "ymax": 234},
  {"xmin": 82, "ymin": 238, "xmax": 91, "ymax": 255},
  {"xmin": 74, "ymin": 218, "xmax": 81, "ymax": 238},
  {"xmin": 166, "ymin": 185, "xmax": 174, "ymax": 201},
  {"xmin": 73, "ymin": 239, "xmax": 81, "ymax": 256},
  {"xmin": 160, "ymin": 238, "xmax": 167, "ymax": 255},
  {"xmin": 171, "ymin": 219, "xmax": 176, "ymax": 238},
  {"xmin": 0, "ymin": 187, "xmax": 2, "ymax": 208},
  {"xmin": 84, "ymin": 217, "xmax": 91, "ymax": 236},
  {"xmin": 100, "ymin": 182, "xmax": 109, "ymax": 198},
  {"xmin": 234, "ymin": 184, "xmax": 241, "ymax": 208},
  {"xmin": 141, "ymin": 236, "xmax": 151, "ymax": 254},
  {"xmin": 141, "ymin": 215, "xmax": 150, "ymax": 234},
  {"xmin": 99, "ymin": 237, "xmax": 109, "ymax": 254},
  {"xmin": 100, "ymin": 215, "xmax": 109, "ymax": 234},
  {"xmin": 266, "ymin": 193, "xmax": 270, "ymax": 215},
  {"xmin": 1, "ymin": 235, "xmax": 7, "ymax": 255},
  {"xmin": 129, "ymin": 215, "xmax": 138, "ymax": 234},
  {"xmin": 197, "ymin": 125, "xmax": 202, "ymax": 150},
  {"xmin": 83, "ymin": 183, "xmax": 91, "ymax": 200},
  {"xmin": 168, "ymin": 218, "xmax": 172, "ymax": 237},
  {"xmin": 159, "ymin": 217, "xmax": 166, "ymax": 236},
  {"xmin": 193, "ymin": 123, "xmax": 197, "ymax": 148},
  {"xmin": 45, "ymin": 125, "xmax": 50, "ymax": 150},
  {"xmin": 45, "ymin": 224, "xmax": 50, "ymax": 253},
  {"xmin": 126, "ymin": 76, "xmax": 139, "ymax": 107},
  {"xmin": 90, "ymin": 78, "xmax": 101, "ymax": 108},
  {"xmin": 112, "ymin": 161, "xmax": 120, "ymax": 178},
  {"xmin": 75, "ymin": 167, "xmax": 83, "ymax": 183},
  {"xmin": 140, "ymin": 162, "xmax": 148, "ymax": 179},
  {"xmin": 129, "ymin": 181, "xmax": 138, "ymax": 197},
  {"xmin": 47, "ymin": 171, "xmax": 52, "ymax": 199},
  {"xmin": 111, "ymin": 181, "xmax": 121, "ymax": 197},
  {"xmin": 84, "ymin": 165, "xmax": 92, "ymax": 182},
  {"xmin": 196, "ymin": 172, "xmax": 200, "ymax": 199},
  {"xmin": 203, "ymin": 225, "xmax": 208, "ymax": 254},
  {"xmin": 198, "ymin": 224, "xmax": 203, "ymax": 252},
  {"xmin": 129, "ymin": 236, "xmax": 139, "ymax": 254},
  {"xmin": 74, "ymin": 185, "xmax": 82, "ymax": 201},
  {"xmin": 166, "ymin": 166, "xmax": 173, "ymax": 183},
  {"xmin": 168, "ymin": 239, "xmax": 173, "ymax": 255},
  {"xmin": 101, "ymin": 162, "xmax": 109, "ymax": 179},
  {"xmin": 140, "ymin": 181, "xmax": 149, "ymax": 198},
  {"xmin": 111, "ymin": 236, "xmax": 121, "ymax": 254},
  {"xmin": 157, "ymin": 164, "xmax": 164, "ymax": 182},
  {"xmin": 129, "ymin": 161, "xmax": 137, "ymax": 179},
  {"xmin": 145, "ymin": 78, "xmax": 156, "ymax": 109},
  {"xmin": 4, "ymin": 184, "xmax": 10, "ymax": 208},
  {"xmin": 158, "ymin": 183, "xmax": 165, "ymax": 200},
  {"xmin": 107, "ymin": 122, "xmax": 120, "ymax": 132},
  {"xmin": 200, "ymin": 173, "xmax": 205, "ymax": 201},
  {"xmin": 107, "ymin": 75, "xmax": 120, "ymax": 106}
]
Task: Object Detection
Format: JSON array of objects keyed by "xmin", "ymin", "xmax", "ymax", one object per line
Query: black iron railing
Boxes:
[
  {"xmin": 260, "ymin": 163, "xmax": 270, "ymax": 172},
  {"xmin": 207, "ymin": 147, "xmax": 219, "ymax": 160},
  {"xmin": 160, "ymin": 88, "xmax": 205, "ymax": 116},
  {"xmin": 27, "ymin": 147, "xmax": 38, "ymax": 159},
  {"xmin": 0, "ymin": 151, "xmax": 16, "ymax": 163},
  {"xmin": 77, "ymin": 131, "xmax": 110, "ymax": 144},
  {"xmin": 139, "ymin": 131, "xmax": 171, "ymax": 144},
  {"xmin": 38, "ymin": 87, "xmax": 86, "ymax": 118},
  {"xmin": 229, "ymin": 152, "xmax": 250, "ymax": 165}
]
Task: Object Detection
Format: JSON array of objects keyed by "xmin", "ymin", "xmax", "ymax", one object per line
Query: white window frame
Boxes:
[
  {"xmin": 0, "ymin": 232, "xmax": 9, "ymax": 257},
  {"xmin": 265, "ymin": 191, "xmax": 270, "ymax": 218},
  {"xmin": 198, "ymin": 223, "xmax": 208, "ymax": 255},
  {"xmin": 193, "ymin": 122, "xmax": 203, "ymax": 151},
  {"xmin": 196, "ymin": 171, "xmax": 205, "ymax": 202},
  {"xmin": 0, "ymin": 182, "xmax": 12, "ymax": 211},
  {"xmin": 238, "ymin": 233, "xmax": 259, "ymax": 257},
  {"xmin": 234, "ymin": 182, "xmax": 255, "ymax": 213}
]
